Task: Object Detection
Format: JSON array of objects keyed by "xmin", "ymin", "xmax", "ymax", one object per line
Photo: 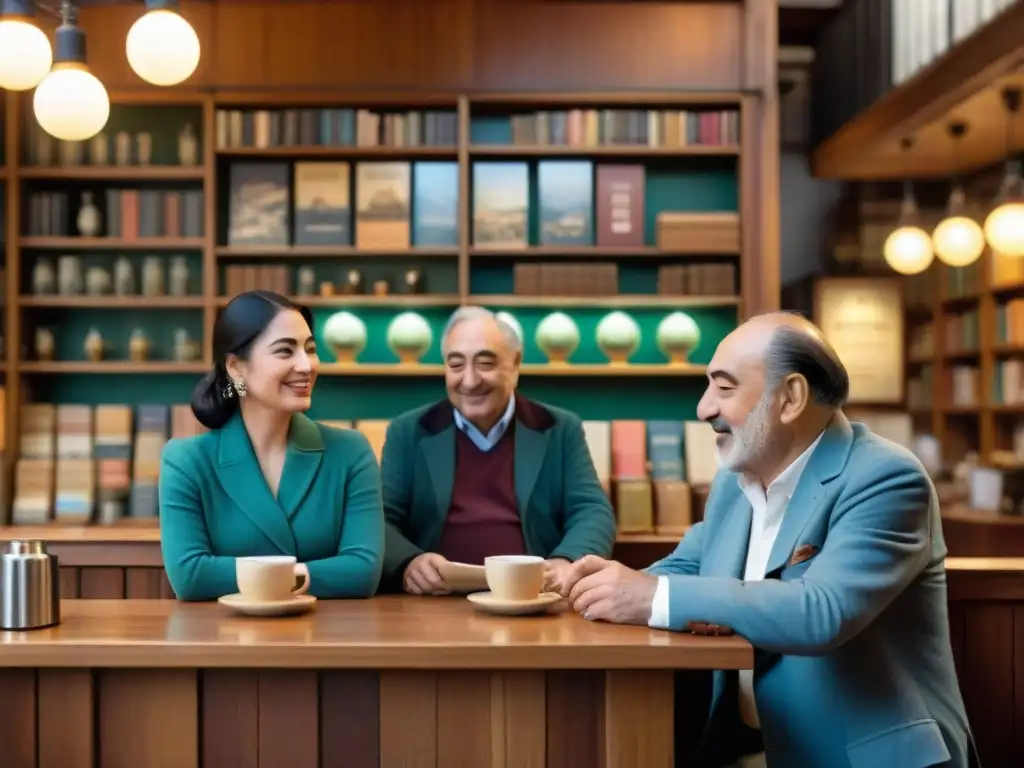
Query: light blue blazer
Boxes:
[{"xmin": 647, "ymin": 415, "xmax": 976, "ymax": 768}]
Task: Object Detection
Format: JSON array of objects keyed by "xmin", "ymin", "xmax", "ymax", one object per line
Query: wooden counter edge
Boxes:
[{"xmin": 0, "ymin": 638, "xmax": 753, "ymax": 670}]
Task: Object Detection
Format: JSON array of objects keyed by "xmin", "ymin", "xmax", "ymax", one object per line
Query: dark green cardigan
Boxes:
[{"xmin": 379, "ymin": 394, "xmax": 616, "ymax": 590}]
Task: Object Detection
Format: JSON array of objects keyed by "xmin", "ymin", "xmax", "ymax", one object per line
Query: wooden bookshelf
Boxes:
[
  {"xmin": 0, "ymin": 0, "xmax": 780, "ymax": 529},
  {"xmin": 903, "ymin": 250, "xmax": 1024, "ymax": 466}
]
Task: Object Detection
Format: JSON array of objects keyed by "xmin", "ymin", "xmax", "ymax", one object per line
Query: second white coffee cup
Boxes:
[
  {"xmin": 236, "ymin": 555, "xmax": 310, "ymax": 602},
  {"xmin": 484, "ymin": 555, "xmax": 545, "ymax": 601}
]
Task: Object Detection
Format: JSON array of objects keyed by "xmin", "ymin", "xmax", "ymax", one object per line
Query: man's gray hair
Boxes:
[
  {"xmin": 441, "ymin": 305, "xmax": 522, "ymax": 352},
  {"xmin": 763, "ymin": 320, "xmax": 849, "ymax": 409}
]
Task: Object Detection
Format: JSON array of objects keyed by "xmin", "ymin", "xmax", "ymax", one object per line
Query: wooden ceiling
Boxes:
[{"xmin": 812, "ymin": 2, "xmax": 1024, "ymax": 180}]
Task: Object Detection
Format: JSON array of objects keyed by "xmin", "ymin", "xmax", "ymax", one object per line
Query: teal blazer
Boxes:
[
  {"xmin": 648, "ymin": 414, "xmax": 976, "ymax": 768},
  {"xmin": 380, "ymin": 394, "xmax": 616, "ymax": 589},
  {"xmin": 159, "ymin": 412, "xmax": 385, "ymax": 601}
]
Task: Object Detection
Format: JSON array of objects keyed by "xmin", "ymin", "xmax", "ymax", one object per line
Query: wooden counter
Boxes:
[{"xmin": 0, "ymin": 597, "xmax": 751, "ymax": 768}]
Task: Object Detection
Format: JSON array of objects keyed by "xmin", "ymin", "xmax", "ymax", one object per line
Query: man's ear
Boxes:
[{"xmin": 778, "ymin": 373, "xmax": 809, "ymax": 425}]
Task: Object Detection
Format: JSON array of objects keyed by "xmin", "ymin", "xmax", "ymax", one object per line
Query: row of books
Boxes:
[
  {"xmin": 229, "ymin": 159, "xmax": 734, "ymax": 252},
  {"xmin": 216, "ymin": 108, "xmax": 459, "ymax": 150},
  {"xmin": 14, "ymin": 403, "xmax": 205, "ymax": 526},
  {"xmin": 26, "ymin": 189, "xmax": 205, "ymax": 240},
  {"xmin": 11, "ymin": 404, "xmax": 719, "ymax": 535}
]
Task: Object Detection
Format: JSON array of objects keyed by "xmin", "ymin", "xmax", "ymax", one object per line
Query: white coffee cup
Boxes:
[
  {"xmin": 236, "ymin": 555, "xmax": 310, "ymax": 602},
  {"xmin": 484, "ymin": 555, "xmax": 545, "ymax": 601}
]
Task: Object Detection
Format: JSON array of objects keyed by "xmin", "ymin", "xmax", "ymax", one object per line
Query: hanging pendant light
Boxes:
[
  {"xmin": 984, "ymin": 86, "xmax": 1024, "ymax": 258},
  {"xmin": 884, "ymin": 138, "xmax": 934, "ymax": 275},
  {"xmin": 933, "ymin": 122, "xmax": 986, "ymax": 268},
  {"xmin": 126, "ymin": 0, "xmax": 200, "ymax": 86},
  {"xmin": 33, "ymin": 2, "xmax": 110, "ymax": 141},
  {"xmin": 0, "ymin": 0, "xmax": 53, "ymax": 91}
]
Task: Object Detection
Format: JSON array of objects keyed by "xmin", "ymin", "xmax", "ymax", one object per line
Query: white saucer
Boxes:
[
  {"xmin": 467, "ymin": 591, "xmax": 563, "ymax": 615},
  {"xmin": 218, "ymin": 593, "xmax": 317, "ymax": 617}
]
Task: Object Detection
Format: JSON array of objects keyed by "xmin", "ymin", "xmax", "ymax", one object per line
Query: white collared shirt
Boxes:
[
  {"xmin": 453, "ymin": 394, "xmax": 516, "ymax": 452},
  {"xmin": 648, "ymin": 431, "xmax": 824, "ymax": 729}
]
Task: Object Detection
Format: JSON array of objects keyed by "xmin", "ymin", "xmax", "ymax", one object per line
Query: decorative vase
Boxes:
[
  {"xmin": 35, "ymin": 328, "xmax": 55, "ymax": 361},
  {"xmin": 128, "ymin": 329, "xmax": 150, "ymax": 362},
  {"xmin": 114, "ymin": 257, "xmax": 135, "ymax": 295},
  {"xmin": 322, "ymin": 311, "xmax": 367, "ymax": 365},
  {"xmin": 656, "ymin": 311, "xmax": 701, "ymax": 365},
  {"xmin": 169, "ymin": 257, "xmax": 190, "ymax": 296},
  {"xmin": 386, "ymin": 312, "xmax": 433, "ymax": 365},
  {"xmin": 85, "ymin": 266, "xmax": 111, "ymax": 295},
  {"xmin": 595, "ymin": 310, "xmax": 641, "ymax": 365},
  {"xmin": 296, "ymin": 267, "xmax": 316, "ymax": 296},
  {"xmin": 535, "ymin": 311, "xmax": 579, "ymax": 365},
  {"xmin": 76, "ymin": 192, "xmax": 101, "ymax": 237},
  {"xmin": 495, "ymin": 311, "xmax": 523, "ymax": 346},
  {"xmin": 178, "ymin": 123, "xmax": 199, "ymax": 166},
  {"xmin": 31, "ymin": 259, "xmax": 55, "ymax": 295},
  {"xmin": 84, "ymin": 328, "xmax": 104, "ymax": 361},
  {"xmin": 115, "ymin": 132, "xmax": 132, "ymax": 165},
  {"xmin": 89, "ymin": 133, "xmax": 109, "ymax": 165},
  {"xmin": 136, "ymin": 133, "xmax": 152, "ymax": 166}
]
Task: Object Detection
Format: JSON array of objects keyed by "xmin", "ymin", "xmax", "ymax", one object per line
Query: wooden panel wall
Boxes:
[
  {"xmin": 946, "ymin": 585, "xmax": 1024, "ymax": 765},
  {"xmin": 0, "ymin": 667, "xmax": 676, "ymax": 768},
  {"xmin": 75, "ymin": 1, "xmax": 747, "ymax": 93}
]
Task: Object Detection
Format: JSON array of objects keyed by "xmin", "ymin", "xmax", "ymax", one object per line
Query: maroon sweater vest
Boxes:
[{"xmin": 437, "ymin": 425, "xmax": 527, "ymax": 565}]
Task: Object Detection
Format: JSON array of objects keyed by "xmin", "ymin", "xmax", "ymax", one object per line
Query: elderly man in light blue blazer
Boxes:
[{"xmin": 560, "ymin": 313, "xmax": 977, "ymax": 768}]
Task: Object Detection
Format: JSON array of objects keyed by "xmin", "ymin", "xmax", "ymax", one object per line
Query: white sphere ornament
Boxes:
[
  {"xmin": 656, "ymin": 312, "xmax": 701, "ymax": 365},
  {"xmin": 126, "ymin": 7, "xmax": 201, "ymax": 86},
  {"xmin": 34, "ymin": 63, "xmax": 110, "ymax": 141},
  {"xmin": 0, "ymin": 17, "xmax": 52, "ymax": 91},
  {"xmin": 535, "ymin": 312, "xmax": 580, "ymax": 365},
  {"xmin": 883, "ymin": 225, "xmax": 934, "ymax": 275},
  {"xmin": 386, "ymin": 312, "xmax": 433, "ymax": 365},
  {"xmin": 984, "ymin": 200, "xmax": 1024, "ymax": 258},
  {"xmin": 932, "ymin": 215, "xmax": 985, "ymax": 267},
  {"xmin": 322, "ymin": 311, "xmax": 367, "ymax": 365},
  {"xmin": 595, "ymin": 311, "xmax": 641, "ymax": 365}
]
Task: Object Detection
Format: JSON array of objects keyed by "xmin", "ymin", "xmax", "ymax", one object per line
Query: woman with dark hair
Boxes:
[{"xmin": 158, "ymin": 290, "xmax": 384, "ymax": 601}]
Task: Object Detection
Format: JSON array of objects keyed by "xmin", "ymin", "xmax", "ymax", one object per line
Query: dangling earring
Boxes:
[
  {"xmin": 221, "ymin": 379, "xmax": 236, "ymax": 399},
  {"xmin": 234, "ymin": 378, "xmax": 248, "ymax": 397}
]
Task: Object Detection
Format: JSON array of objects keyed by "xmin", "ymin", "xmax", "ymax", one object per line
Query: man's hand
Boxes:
[
  {"xmin": 566, "ymin": 555, "xmax": 658, "ymax": 626},
  {"xmin": 403, "ymin": 552, "xmax": 451, "ymax": 595},
  {"xmin": 543, "ymin": 558, "xmax": 574, "ymax": 594}
]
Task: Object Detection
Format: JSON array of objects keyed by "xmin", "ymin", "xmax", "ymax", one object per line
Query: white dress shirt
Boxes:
[
  {"xmin": 453, "ymin": 394, "xmax": 516, "ymax": 452},
  {"xmin": 648, "ymin": 432, "xmax": 824, "ymax": 729}
]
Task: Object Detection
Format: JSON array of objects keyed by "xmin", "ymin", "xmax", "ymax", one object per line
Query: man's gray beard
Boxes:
[{"xmin": 716, "ymin": 394, "xmax": 775, "ymax": 473}]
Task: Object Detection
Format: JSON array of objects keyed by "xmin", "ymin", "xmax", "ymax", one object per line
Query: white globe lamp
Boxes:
[
  {"xmin": 933, "ymin": 188, "xmax": 985, "ymax": 268},
  {"xmin": 883, "ymin": 182, "xmax": 934, "ymax": 275},
  {"xmin": 0, "ymin": 1, "xmax": 52, "ymax": 91},
  {"xmin": 884, "ymin": 226, "xmax": 934, "ymax": 275},
  {"xmin": 33, "ymin": 13, "xmax": 109, "ymax": 142},
  {"xmin": 985, "ymin": 200, "xmax": 1024, "ymax": 257},
  {"xmin": 126, "ymin": 0, "xmax": 200, "ymax": 87},
  {"xmin": 984, "ymin": 161, "xmax": 1024, "ymax": 257}
]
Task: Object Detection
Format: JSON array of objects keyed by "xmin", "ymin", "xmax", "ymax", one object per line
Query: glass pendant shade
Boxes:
[
  {"xmin": 933, "ymin": 188, "xmax": 985, "ymax": 267},
  {"xmin": 884, "ymin": 226, "xmax": 934, "ymax": 275},
  {"xmin": 126, "ymin": 3, "xmax": 200, "ymax": 86},
  {"xmin": 985, "ymin": 200, "xmax": 1024, "ymax": 257},
  {"xmin": 0, "ymin": 2, "xmax": 52, "ymax": 91},
  {"xmin": 883, "ymin": 183, "xmax": 934, "ymax": 275},
  {"xmin": 33, "ymin": 16, "xmax": 109, "ymax": 142},
  {"xmin": 984, "ymin": 163, "xmax": 1024, "ymax": 257}
]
